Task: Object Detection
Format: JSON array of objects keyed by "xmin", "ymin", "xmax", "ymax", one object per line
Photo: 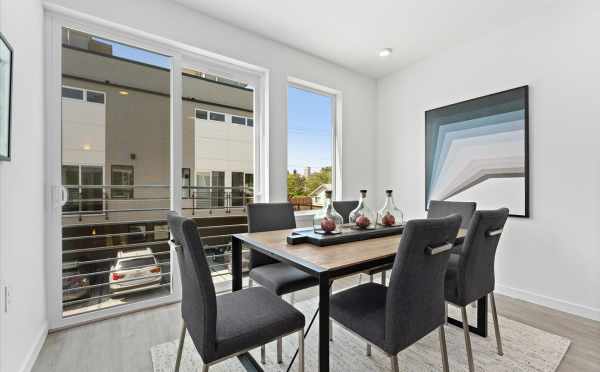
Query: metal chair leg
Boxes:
[
  {"xmin": 366, "ymin": 343, "xmax": 372, "ymax": 356},
  {"xmin": 445, "ymin": 302, "xmax": 449, "ymax": 324},
  {"xmin": 248, "ymin": 278, "xmax": 253, "ymax": 288},
  {"xmin": 391, "ymin": 354, "xmax": 399, "ymax": 372},
  {"xmin": 439, "ymin": 325, "xmax": 449, "ymax": 372},
  {"xmin": 202, "ymin": 366, "xmax": 209, "ymax": 372},
  {"xmin": 461, "ymin": 306, "xmax": 475, "ymax": 372},
  {"xmin": 489, "ymin": 292, "xmax": 504, "ymax": 356},
  {"xmin": 277, "ymin": 337, "xmax": 283, "ymax": 363},
  {"xmin": 298, "ymin": 329, "xmax": 304, "ymax": 372},
  {"xmin": 369, "ymin": 274, "xmax": 373, "ymax": 283},
  {"xmin": 175, "ymin": 321, "xmax": 186, "ymax": 372},
  {"xmin": 260, "ymin": 344, "xmax": 266, "ymax": 364},
  {"xmin": 381, "ymin": 271, "xmax": 387, "ymax": 285},
  {"xmin": 290, "ymin": 292, "xmax": 296, "ymax": 305}
]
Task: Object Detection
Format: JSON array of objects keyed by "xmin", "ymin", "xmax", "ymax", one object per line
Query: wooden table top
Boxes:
[{"xmin": 235, "ymin": 228, "xmax": 466, "ymax": 273}]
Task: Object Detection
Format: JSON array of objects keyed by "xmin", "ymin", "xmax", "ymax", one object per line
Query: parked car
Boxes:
[
  {"xmin": 109, "ymin": 248, "xmax": 162, "ymax": 294},
  {"xmin": 62, "ymin": 261, "xmax": 90, "ymax": 302}
]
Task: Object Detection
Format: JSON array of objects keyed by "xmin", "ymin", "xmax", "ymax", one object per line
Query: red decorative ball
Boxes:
[
  {"xmin": 320, "ymin": 217, "xmax": 336, "ymax": 233},
  {"xmin": 355, "ymin": 215, "xmax": 371, "ymax": 228},
  {"xmin": 382, "ymin": 213, "xmax": 396, "ymax": 226}
]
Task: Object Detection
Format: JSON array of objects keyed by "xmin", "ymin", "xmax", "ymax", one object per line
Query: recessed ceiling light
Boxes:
[
  {"xmin": 119, "ymin": 90, "xmax": 129, "ymax": 96},
  {"xmin": 82, "ymin": 144, "xmax": 92, "ymax": 151},
  {"xmin": 379, "ymin": 48, "xmax": 392, "ymax": 57}
]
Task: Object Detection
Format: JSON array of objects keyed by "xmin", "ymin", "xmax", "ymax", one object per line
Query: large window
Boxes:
[
  {"xmin": 287, "ymin": 84, "xmax": 335, "ymax": 210},
  {"xmin": 62, "ymin": 164, "xmax": 104, "ymax": 213}
]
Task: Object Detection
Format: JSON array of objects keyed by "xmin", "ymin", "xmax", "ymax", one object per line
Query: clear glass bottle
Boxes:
[
  {"xmin": 377, "ymin": 190, "xmax": 404, "ymax": 227},
  {"xmin": 349, "ymin": 190, "xmax": 376, "ymax": 229},
  {"xmin": 313, "ymin": 190, "xmax": 344, "ymax": 234}
]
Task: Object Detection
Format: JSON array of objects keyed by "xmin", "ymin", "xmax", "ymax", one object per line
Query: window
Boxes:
[
  {"xmin": 211, "ymin": 171, "xmax": 225, "ymax": 207},
  {"xmin": 287, "ymin": 84, "xmax": 335, "ymax": 209},
  {"xmin": 231, "ymin": 115, "xmax": 246, "ymax": 125},
  {"xmin": 244, "ymin": 173, "xmax": 254, "ymax": 205},
  {"xmin": 182, "ymin": 168, "xmax": 191, "ymax": 198},
  {"xmin": 195, "ymin": 109, "xmax": 208, "ymax": 119},
  {"xmin": 111, "ymin": 165, "xmax": 134, "ymax": 199},
  {"xmin": 209, "ymin": 112, "xmax": 225, "ymax": 122},
  {"xmin": 62, "ymin": 86, "xmax": 84, "ymax": 100},
  {"xmin": 86, "ymin": 90, "xmax": 105, "ymax": 104},
  {"xmin": 246, "ymin": 118, "xmax": 254, "ymax": 127},
  {"xmin": 231, "ymin": 172, "xmax": 244, "ymax": 206},
  {"xmin": 62, "ymin": 164, "xmax": 104, "ymax": 213}
]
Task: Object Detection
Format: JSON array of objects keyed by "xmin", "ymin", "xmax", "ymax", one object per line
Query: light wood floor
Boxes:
[{"xmin": 33, "ymin": 275, "xmax": 600, "ymax": 372}]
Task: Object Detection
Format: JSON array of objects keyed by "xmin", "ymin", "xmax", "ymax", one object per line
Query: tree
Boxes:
[
  {"xmin": 305, "ymin": 166, "xmax": 332, "ymax": 195},
  {"xmin": 287, "ymin": 172, "xmax": 305, "ymax": 197}
]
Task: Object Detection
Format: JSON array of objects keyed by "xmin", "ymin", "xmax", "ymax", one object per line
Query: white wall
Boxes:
[
  {"xmin": 47, "ymin": 0, "xmax": 377, "ymax": 203},
  {"xmin": 376, "ymin": 3, "xmax": 600, "ymax": 320},
  {"xmin": 0, "ymin": 0, "xmax": 48, "ymax": 371}
]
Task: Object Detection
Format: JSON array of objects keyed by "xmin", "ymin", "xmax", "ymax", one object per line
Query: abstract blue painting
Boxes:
[{"xmin": 425, "ymin": 86, "xmax": 529, "ymax": 217}]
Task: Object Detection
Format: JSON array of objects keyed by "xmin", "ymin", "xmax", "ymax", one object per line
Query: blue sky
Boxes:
[
  {"xmin": 287, "ymin": 86, "xmax": 332, "ymax": 173},
  {"xmin": 94, "ymin": 37, "xmax": 332, "ymax": 173}
]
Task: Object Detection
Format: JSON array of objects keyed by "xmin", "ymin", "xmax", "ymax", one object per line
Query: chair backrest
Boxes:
[
  {"xmin": 332, "ymin": 200, "xmax": 359, "ymax": 223},
  {"xmin": 246, "ymin": 202, "xmax": 296, "ymax": 268},
  {"xmin": 385, "ymin": 214, "xmax": 462, "ymax": 353},
  {"xmin": 168, "ymin": 212, "xmax": 217, "ymax": 361},
  {"xmin": 427, "ymin": 200, "xmax": 476, "ymax": 228},
  {"xmin": 454, "ymin": 208, "xmax": 509, "ymax": 305}
]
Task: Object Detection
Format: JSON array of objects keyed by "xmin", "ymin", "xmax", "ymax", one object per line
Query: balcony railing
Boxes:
[{"xmin": 61, "ymin": 185, "xmax": 253, "ymax": 316}]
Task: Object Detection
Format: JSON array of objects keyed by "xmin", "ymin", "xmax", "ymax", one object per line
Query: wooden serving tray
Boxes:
[{"xmin": 287, "ymin": 224, "xmax": 405, "ymax": 246}]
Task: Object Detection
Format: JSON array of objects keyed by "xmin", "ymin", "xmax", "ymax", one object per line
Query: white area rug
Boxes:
[{"xmin": 151, "ymin": 298, "xmax": 570, "ymax": 372}]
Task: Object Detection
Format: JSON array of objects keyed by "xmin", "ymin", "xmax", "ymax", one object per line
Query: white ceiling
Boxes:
[{"xmin": 173, "ymin": 0, "xmax": 556, "ymax": 78}]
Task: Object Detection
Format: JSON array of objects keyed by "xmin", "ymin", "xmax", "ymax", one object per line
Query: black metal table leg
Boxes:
[
  {"xmin": 318, "ymin": 274, "xmax": 330, "ymax": 372},
  {"xmin": 447, "ymin": 296, "xmax": 488, "ymax": 337},
  {"xmin": 232, "ymin": 236, "xmax": 242, "ymax": 292}
]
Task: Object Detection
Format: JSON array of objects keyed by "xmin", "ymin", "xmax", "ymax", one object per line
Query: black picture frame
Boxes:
[
  {"xmin": 424, "ymin": 86, "xmax": 530, "ymax": 218},
  {"xmin": 0, "ymin": 32, "xmax": 13, "ymax": 161}
]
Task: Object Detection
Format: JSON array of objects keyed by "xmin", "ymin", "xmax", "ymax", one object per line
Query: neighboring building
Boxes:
[
  {"xmin": 60, "ymin": 29, "xmax": 255, "ymax": 222},
  {"xmin": 309, "ymin": 183, "xmax": 332, "ymax": 206},
  {"xmin": 303, "ymin": 166, "xmax": 311, "ymax": 177}
]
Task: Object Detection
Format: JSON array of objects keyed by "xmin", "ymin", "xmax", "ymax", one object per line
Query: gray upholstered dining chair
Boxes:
[
  {"xmin": 167, "ymin": 212, "xmax": 305, "ymax": 372},
  {"xmin": 334, "ymin": 200, "xmax": 392, "ymax": 285},
  {"xmin": 246, "ymin": 202, "xmax": 319, "ymax": 363},
  {"xmin": 329, "ymin": 214, "xmax": 462, "ymax": 372},
  {"xmin": 444, "ymin": 208, "xmax": 509, "ymax": 372},
  {"xmin": 427, "ymin": 200, "xmax": 476, "ymax": 254}
]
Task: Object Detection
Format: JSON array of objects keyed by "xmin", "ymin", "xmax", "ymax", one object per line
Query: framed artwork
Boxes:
[
  {"xmin": 425, "ymin": 86, "xmax": 529, "ymax": 217},
  {"xmin": 0, "ymin": 32, "xmax": 13, "ymax": 161}
]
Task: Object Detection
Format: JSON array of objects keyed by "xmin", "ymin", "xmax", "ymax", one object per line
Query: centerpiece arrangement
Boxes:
[
  {"xmin": 349, "ymin": 190, "xmax": 376, "ymax": 230},
  {"xmin": 313, "ymin": 190, "xmax": 344, "ymax": 234}
]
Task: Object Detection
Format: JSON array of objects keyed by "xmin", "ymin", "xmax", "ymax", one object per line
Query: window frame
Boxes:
[
  {"xmin": 287, "ymin": 78, "xmax": 343, "ymax": 204},
  {"xmin": 110, "ymin": 164, "xmax": 134, "ymax": 199}
]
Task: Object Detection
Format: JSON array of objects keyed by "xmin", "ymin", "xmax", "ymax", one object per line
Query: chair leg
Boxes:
[
  {"xmin": 461, "ymin": 306, "xmax": 475, "ymax": 372},
  {"xmin": 445, "ymin": 302, "xmax": 449, "ymax": 324},
  {"xmin": 202, "ymin": 366, "xmax": 209, "ymax": 372},
  {"xmin": 390, "ymin": 354, "xmax": 399, "ymax": 372},
  {"xmin": 290, "ymin": 292, "xmax": 296, "ymax": 305},
  {"xmin": 381, "ymin": 271, "xmax": 387, "ymax": 285},
  {"xmin": 277, "ymin": 337, "xmax": 283, "ymax": 363},
  {"xmin": 248, "ymin": 278, "xmax": 253, "ymax": 288},
  {"xmin": 366, "ymin": 343, "xmax": 372, "ymax": 356},
  {"xmin": 175, "ymin": 321, "xmax": 186, "ymax": 372},
  {"xmin": 439, "ymin": 325, "xmax": 450, "ymax": 372},
  {"xmin": 489, "ymin": 292, "xmax": 504, "ymax": 356},
  {"xmin": 298, "ymin": 329, "xmax": 304, "ymax": 372},
  {"xmin": 369, "ymin": 274, "xmax": 373, "ymax": 283},
  {"xmin": 260, "ymin": 344, "xmax": 266, "ymax": 364}
]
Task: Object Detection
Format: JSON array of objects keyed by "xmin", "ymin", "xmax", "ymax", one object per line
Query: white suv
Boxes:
[{"xmin": 109, "ymin": 248, "xmax": 162, "ymax": 294}]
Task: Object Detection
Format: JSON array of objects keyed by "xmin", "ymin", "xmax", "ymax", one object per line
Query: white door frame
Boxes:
[{"xmin": 44, "ymin": 5, "xmax": 269, "ymax": 330}]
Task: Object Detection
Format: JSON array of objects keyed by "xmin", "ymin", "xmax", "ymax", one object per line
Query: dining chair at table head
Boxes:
[
  {"xmin": 332, "ymin": 200, "xmax": 358, "ymax": 224},
  {"xmin": 427, "ymin": 200, "xmax": 476, "ymax": 229}
]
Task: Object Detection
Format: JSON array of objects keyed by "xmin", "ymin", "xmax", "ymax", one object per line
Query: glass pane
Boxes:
[
  {"xmin": 62, "ymin": 165, "xmax": 79, "ymax": 212},
  {"xmin": 86, "ymin": 90, "xmax": 105, "ymax": 104},
  {"xmin": 211, "ymin": 171, "xmax": 225, "ymax": 207},
  {"xmin": 62, "ymin": 86, "xmax": 84, "ymax": 100},
  {"xmin": 182, "ymin": 168, "xmax": 191, "ymax": 198},
  {"xmin": 209, "ymin": 112, "xmax": 225, "ymax": 122},
  {"xmin": 195, "ymin": 110, "xmax": 207, "ymax": 119},
  {"xmin": 231, "ymin": 116, "xmax": 246, "ymax": 125},
  {"xmin": 231, "ymin": 172, "xmax": 244, "ymax": 206},
  {"xmin": 61, "ymin": 27, "xmax": 172, "ymax": 317},
  {"xmin": 246, "ymin": 118, "xmax": 254, "ymax": 127},
  {"xmin": 287, "ymin": 85, "xmax": 333, "ymax": 209}
]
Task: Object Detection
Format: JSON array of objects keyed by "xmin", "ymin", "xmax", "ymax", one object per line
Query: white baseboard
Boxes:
[
  {"xmin": 496, "ymin": 284, "xmax": 600, "ymax": 322},
  {"xmin": 18, "ymin": 321, "xmax": 48, "ymax": 372}
]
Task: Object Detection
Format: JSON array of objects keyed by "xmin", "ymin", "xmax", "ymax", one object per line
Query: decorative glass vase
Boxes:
[
  {"xmin": 377, "ymin": 190, "xmax": 404, "ymax": 227},
  {"xmin": 349, "ymin": 190, "xmax": 376, "ymax": 229},
  {"xmin": 313, "ymin": 190, "xmax": 344, "ymax": 234}
]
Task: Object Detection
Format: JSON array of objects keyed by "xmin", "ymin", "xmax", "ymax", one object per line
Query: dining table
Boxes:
[{"xmin": 231, "ymin": 226, "xmax": 487, "ymax": 372}]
